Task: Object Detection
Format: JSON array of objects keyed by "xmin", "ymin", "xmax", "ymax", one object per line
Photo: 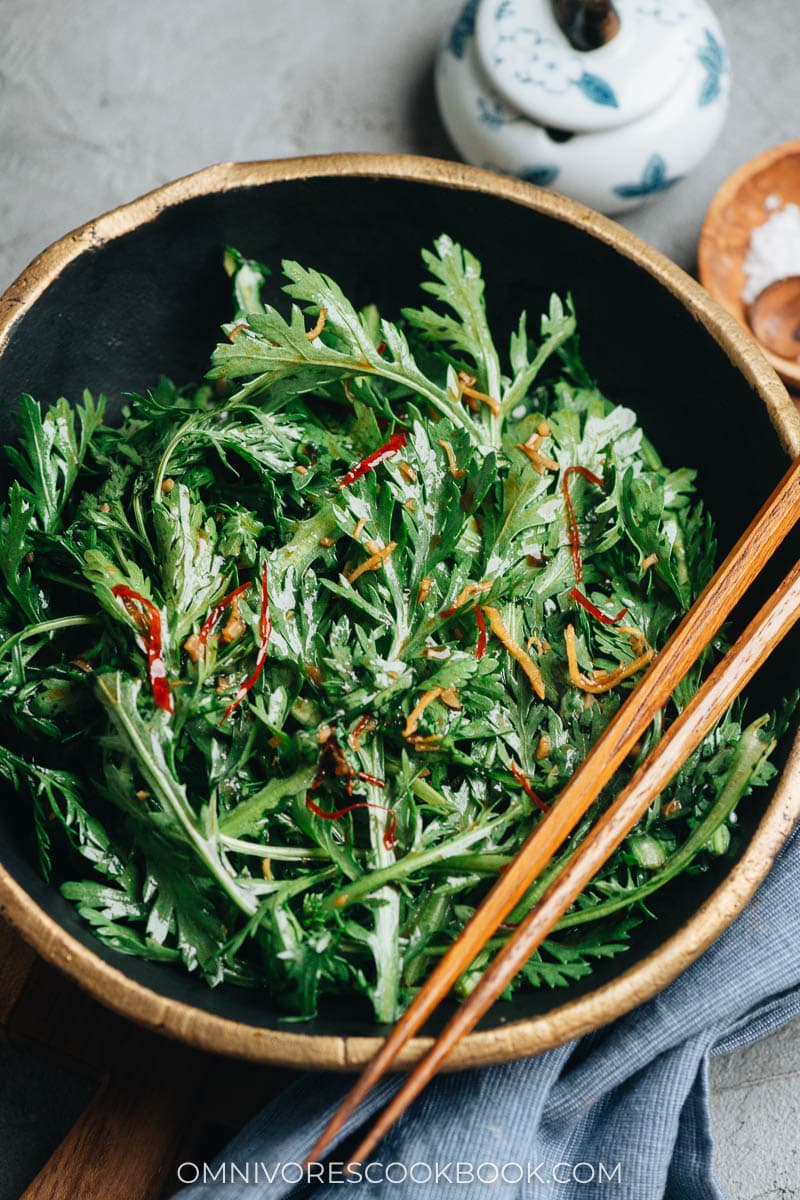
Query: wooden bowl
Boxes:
[
  {"xmin": 699, "ymin": 140, "xmax": 800, "ymax": 390},
  {"xmin": 0, "ymin": 155, "xmax": 798, "ymax": 1071}
]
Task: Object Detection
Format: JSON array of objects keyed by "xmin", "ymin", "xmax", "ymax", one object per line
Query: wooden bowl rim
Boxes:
[
  {"xmin": 699, "ymin": 139, "xmax": 800, "ymax": 388},
  {"xmin": 0, "ymin": 153, "xmax": 798, "ymax": 1071}
]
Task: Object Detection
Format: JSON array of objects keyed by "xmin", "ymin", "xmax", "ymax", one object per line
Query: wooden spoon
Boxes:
[{"xmin": 749, "ymin": 277, "xmax": 800, "ymax": 363}]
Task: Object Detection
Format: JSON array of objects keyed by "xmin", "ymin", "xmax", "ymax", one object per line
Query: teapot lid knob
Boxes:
[{"xmin": 553, "ymin": 0, "xmax": 621, "ymax": 51}]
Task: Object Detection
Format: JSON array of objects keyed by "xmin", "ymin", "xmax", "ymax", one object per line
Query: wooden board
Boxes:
[{"xmin": 0, "ymin": 918, "xmax": 295, "ymax": 1199}]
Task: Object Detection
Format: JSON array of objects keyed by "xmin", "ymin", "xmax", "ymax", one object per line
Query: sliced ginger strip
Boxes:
[
  {"xmin": 403, "ymin": 688, "xmax": 444, "ymax": 739},
  {"xmin": 417, "ymin": 576, "xmax": 433, "ymax": 606},
  {"xmin": 442, "ymin": 579, "xmax": 493, "ymax": 616},
  {"xmin": 305, "ymin": 307, "xmax": 328, "ymax": 340},
  {"xmin": 516, "ymin": 432, "xmax": 559, "ymax": 474},
  {"xmin": 405, "ymin": 735, "xmax": 443, "ymax": 751},
  {"xmin": 564, "ymin": 623, "xmax": 654, "ymax": 695},
  {"xmin": 482, "ymin": 605, "xmax": 546, "ymax": 700},
  {"xmin": 221, "ymin": 595, "xmax": 247, "ymax": 644},
  {"xmin": 616, "ymin": 624, "xmax": 651, "ymax": 656},
  {"xmin": 456, "ymin": 370, "xmax": 500, "ymax": 417},
  {"xmin": 438, "ymin": 439, "xmax": 466, "ymax": 479},
  {"xmin": 345, "ymin": 541, "xmax": 397, "ymax": 584},
  {"xmin": 184, "ymin": 632, "xmax": 202, "ymax": 664}
]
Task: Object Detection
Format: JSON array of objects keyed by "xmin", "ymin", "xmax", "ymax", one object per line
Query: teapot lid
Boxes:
[{"xmin": 475, "ymin": 0, "xmax": 700, "ymax": 133}]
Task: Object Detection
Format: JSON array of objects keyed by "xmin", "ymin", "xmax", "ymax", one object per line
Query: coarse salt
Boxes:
[{"xmin": 742, "ymin": 201, "xmax": 800, "ymax": 304}]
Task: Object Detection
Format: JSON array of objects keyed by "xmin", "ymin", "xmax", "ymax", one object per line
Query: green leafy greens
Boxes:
[{"xmin": 0, "ymin": 236, "xmax": 790, "ymax": 1022}]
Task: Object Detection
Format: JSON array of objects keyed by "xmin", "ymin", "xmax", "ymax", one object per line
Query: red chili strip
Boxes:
[
  {"xmin": 338, "ymin": 432, "xmax": 408, "ymax": 489},
  {"xmin": 222, "ymin": 563, "xmax": 271, "ymax": 721},
  {"xmin": 562, "ymin": 465, "xmax": 604, "ymax": 584},
  {"xmin": 198, "ymin": 581, "xmax": 253, "ymax": 655},
  {"xmin": 111, "ymin": 584, "xmax": 173, "ymax": 714},
  {"xmin": 305, "ymin": 795, "xmax": 397, "ymax": 850},
  {"xmin": 509, "ymin": 761, "xmax": 548, "ymax": 814},
  {"xmin": 376, "ymin": 341, "xmax": 387, "ymax": 356},
  {"xmin": 347, "ymin": 770, "xmax": 386, "ymax": 795},
  {"xmin": 356, "ymin": 770, "xmax": 386, "ymax": 789},
  {"xmin": 569, "ymin": 587, "xmax": 628, "ymax": 626},
  {"xmin": 350, "ymin": 713, "xmax": 373, "ymax": 751},
  {"xmin": 474, "ymin": 604, "xmax": 487, "ymax": 660}
]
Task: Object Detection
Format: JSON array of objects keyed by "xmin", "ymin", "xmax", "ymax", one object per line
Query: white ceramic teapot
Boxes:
[{"xmin": 436, "ymin": 0, "xmax": 731, "ymax": 214}]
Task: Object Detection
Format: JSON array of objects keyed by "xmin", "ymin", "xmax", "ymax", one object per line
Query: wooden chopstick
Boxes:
[
  {"xmin": 344, "ymin": 556, "xmax": 800, "ymax": 1166},
  {"xmin": 307, "ymin": 455, "xmax": 800, "ymax": 1166}
]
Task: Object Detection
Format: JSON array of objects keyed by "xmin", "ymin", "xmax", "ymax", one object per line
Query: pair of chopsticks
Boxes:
[{"xmin": 308, "ymin": 455, "xmax": 800, "ymax": 1169}]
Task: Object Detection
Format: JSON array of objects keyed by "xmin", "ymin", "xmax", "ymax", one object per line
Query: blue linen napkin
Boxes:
[{"xmin": 179, "ymin": 825, "xmax": 800, "ymax": 1199}]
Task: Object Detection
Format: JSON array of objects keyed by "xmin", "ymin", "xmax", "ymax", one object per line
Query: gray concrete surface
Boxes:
[
  {"xmin": 0, "ymin": 1, "xmax": 799, "ymax": 1196},
  {"xmin": 711, "ymin": 1022, "xmax": 800, "ymax": 1200}
]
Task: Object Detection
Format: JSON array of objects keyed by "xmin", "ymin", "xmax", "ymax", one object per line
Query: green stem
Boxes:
[
  {"xmin": 363, "ymin": 738, "xmax": 401, "ymax": 1023},
  {"xmin": 267, "ymin": 864, "xmax": 337, "ymax": 903},
  {"xmin": 403, "ymin": 889, "xmax": 453, "ymax": 988},
  {"xmin": 38, "ymin": 571, "xmax": 95, "ymax": 595},
  {"xmin": 97, "ymin": 673, "xmax": 259, "ymax": 917},
  {"xmin": 432, "ymin": 852, "xmax": 513, "ymax": 874},
  {"xmin": 227, "ymin": 353, "xmax": 483, "ymax": 442},
  {"xmin": 132, "ymin": 486, "xmax": 155, "ymax": 559},
  {"xmin": 152, "ymin": 416, "xmax": 208, "ymax": 503},
  {"xmin": 326, "ymin": 803, "xmax": 524, "ymax": 911},
  {"xmin": 556, "ymin": 717, "xmax": 775, "ymax": 931},
  {"xmin": 0, "ymin": 615, "xmax": 100, "ymax": 660},
  {"xmin": 410, "ymin": 777, "xmax": 459, "ymax": 811},
  {"xmin": 220, "ymin": 834, "xmax": 329, "ymax": 861}
]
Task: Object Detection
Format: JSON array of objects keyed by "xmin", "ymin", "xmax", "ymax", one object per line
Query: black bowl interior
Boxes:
[{"xmin": 0, "ymin": 173, "xmax": 797, "ymax": 1041}]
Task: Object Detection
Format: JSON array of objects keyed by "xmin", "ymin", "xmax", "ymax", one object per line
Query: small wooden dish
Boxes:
[{"xmin": 699, "ymin": 140, "xmax": 800, "ymax": 390}]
